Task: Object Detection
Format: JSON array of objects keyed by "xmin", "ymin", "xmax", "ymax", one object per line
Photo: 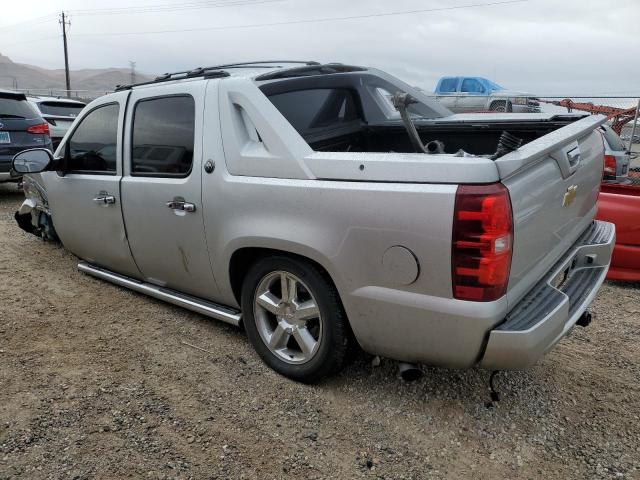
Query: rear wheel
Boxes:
[{"xmin": 241, "ymin": 256, "xmax": 349, "ymax": 382}]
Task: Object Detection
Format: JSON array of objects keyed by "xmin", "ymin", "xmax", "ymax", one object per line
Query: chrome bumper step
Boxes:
[
  {"xmin": 77, "ymin": 262, "xmax": 242, "ymax": 326},
  {"xmin": 479, "ymin": 220, "xmax": 615, "ymax": 370}
]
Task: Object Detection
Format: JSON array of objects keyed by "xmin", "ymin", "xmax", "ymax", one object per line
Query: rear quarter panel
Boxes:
[
  {"xmin": 206, "ymin": 171, "xmax": 457, "ymax": 307},
  {"xmin": 203, "ymin": 168, "xmax": 511, "ymax": 365}
]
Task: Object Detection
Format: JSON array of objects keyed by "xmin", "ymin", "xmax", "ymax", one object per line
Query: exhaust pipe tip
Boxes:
[
  {"xmin": 576, "ymin": 311, "xmax": 592, "ymax": 327},
  {"xmin": 398, "ymin": 362, "xmax": 424, "ymax": 382}
]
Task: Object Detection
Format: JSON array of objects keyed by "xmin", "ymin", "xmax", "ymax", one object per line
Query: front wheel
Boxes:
[{"xmin": 241, "ymin": 256, "xmax": 349, "ymax": 382}]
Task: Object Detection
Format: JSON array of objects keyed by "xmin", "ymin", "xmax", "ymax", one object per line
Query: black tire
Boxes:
[{"xmin": 241, "ymin": 255, "xmax": 349, "ymax": 383}]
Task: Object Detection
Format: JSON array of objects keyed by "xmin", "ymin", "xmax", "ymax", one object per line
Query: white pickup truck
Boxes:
[{"xmin": 13, "ymin": 61, "xmax": 614, "ymax": 382}]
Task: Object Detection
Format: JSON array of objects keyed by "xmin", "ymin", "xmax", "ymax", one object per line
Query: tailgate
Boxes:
[{"xmin": 495, "ymin": 115, "xmax": 607, "ymax": 308}]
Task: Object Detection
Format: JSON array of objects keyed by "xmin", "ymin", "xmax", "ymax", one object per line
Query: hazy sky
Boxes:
[{"xmin": 1, "ymin": 0, "xmax": 638, "ymax": 95}]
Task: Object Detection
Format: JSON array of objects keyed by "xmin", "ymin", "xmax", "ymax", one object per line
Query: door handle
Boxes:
[
  {"xmin": 166, "ymin": 200, "xmax": 196, "ymax": 213},
  {"xmin": 93, "ymin": 193, "xmax": 116, "ymax": 205}
]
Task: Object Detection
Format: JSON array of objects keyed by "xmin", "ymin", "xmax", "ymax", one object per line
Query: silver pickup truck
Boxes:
[
  {"xmin": 13, "ymin": 61, "xmax": 614, "ymax": 382},
  {"xmin": 430, "ymin": 76, "xmax": 540, "ymax": 113}
]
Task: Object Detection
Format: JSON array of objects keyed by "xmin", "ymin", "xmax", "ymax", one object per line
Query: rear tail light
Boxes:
[
  {"xmin": 27, "ymin": 123, "xmax": 50, "ymax": 136},
  {"xmin": 603, "ymin": 155, "xmax": 617, "ymax": 180},
  {"xmin": 452, "ymin": 183, "xmax": 513, "ymax": 302}
]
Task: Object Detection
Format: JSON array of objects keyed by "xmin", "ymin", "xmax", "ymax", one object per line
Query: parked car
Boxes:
[
  {"xmin": 431, "ymin": 76, "xmax": 540, "ymax": 113},
  {"xmin": 597, "ymin": 183, "xmax": 640, "ymax": 281},
  {"xmin": 28, "ymin": 96, "xmax": 86, "ymax": 149},
  {"xmin": 0, "ymin": 89, "xmax": 52, "ymax": 182},
  {"xmin": 12, "ymin": 61, "xmax": 613, "ymax": 382},
  {"xmin": 598, "ymin": 124, "xmax": 630, "ymax": 183}
]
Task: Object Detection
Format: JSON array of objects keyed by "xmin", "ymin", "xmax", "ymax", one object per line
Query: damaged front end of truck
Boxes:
[{"xmin": 15, "ymin": 175, "xmax": 58, "ymax": 241}]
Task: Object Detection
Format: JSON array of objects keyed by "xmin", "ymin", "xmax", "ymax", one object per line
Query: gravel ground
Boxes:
[{"xmin": 0, "ymin": 183, "xmax": 639, "ymax": 480}]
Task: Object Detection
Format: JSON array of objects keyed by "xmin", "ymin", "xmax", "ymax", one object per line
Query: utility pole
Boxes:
[
  {"xmin": 129, "ymin": 61, "xmax": 137, "ymax": 85},
  {"xmin": 60, "ymin": 11, "xmax": 71, "ymax": 97}
]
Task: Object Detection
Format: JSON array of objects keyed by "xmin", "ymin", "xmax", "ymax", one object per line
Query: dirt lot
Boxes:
[{"xmin": 0, "ymin": 184, "xmax": 638, "ymax": 480}]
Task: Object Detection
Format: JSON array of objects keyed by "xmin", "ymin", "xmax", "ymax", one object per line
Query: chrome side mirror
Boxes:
[{"xmin": 12, "ymin": 148, "xmax": 54, "ymax": 174}]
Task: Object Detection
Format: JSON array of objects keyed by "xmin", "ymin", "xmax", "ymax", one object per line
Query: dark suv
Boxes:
[{"xmin": 0, "ymin": 90, "xmax": 53, "ymax": 182}]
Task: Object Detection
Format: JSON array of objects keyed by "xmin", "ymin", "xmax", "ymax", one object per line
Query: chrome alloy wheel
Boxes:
[{"xmin": 253, "ymin": 271, "xmax": 323, "ymax": 364}]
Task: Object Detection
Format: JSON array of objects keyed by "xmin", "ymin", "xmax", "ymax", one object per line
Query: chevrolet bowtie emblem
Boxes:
[{"xmin": 563, "ymin": 185, "xmax": 578, "ymax": 207}]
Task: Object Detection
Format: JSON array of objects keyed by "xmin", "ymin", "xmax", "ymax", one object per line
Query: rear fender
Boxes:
[{"xmin": 220, "ymin": 236, "xmax": 341, "ymax": 309}]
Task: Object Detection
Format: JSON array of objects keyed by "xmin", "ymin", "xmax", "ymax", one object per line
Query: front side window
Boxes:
[
  {"xmin": 439, "ymin": 78, "xmax": 458, "ymax": 93},
  {"xmin": 131, "ymin": 96, "xmax": 195, "ymax": 177},
  {"xmin": 460, "ymin": 78, "xmax": 485, "ymax": 94},
  {"xmin": 67, "ymin": 103, "xmax": 119, "ymax": 174}
]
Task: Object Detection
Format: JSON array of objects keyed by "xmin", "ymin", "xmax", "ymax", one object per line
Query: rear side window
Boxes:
[
  {"xmin": 67, "ymin": 103, "xmax": 119, "ymax": 174},
  {"xmin": 0, "ymin": 97, "xmax": 37, "ymax": 118},
  {"xmin": 268, "ymin": 88, "xmax": 359, "ymax": 136},
  {"xmin": 38, "ymin": 102, "xmax": 85, "ymax": 118},
  {"xmin": 131, "ymin": 96, "xmax": 195, "ymax": 177},
  {"xmin": 438, "ymin": 78, "xmax": 458, "ymax": 93},
  {"xmin": 460, "ymin": 78, "xmax": 485, "ymax": 93}
]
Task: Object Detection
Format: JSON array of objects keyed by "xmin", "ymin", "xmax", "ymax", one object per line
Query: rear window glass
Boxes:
[
  {"xmin": 268, "ymin": 88, "xmax": 360, "ymax": 136},
  {"xmin": 0, "ymin": 98, "xmax": 37, "ymax": 118},
  {"xmin": 601, "ymin": 126, "xmax": 626, "ymax": 151},
  {"xmin": 438, "ymin": 78, "xmax": 458, "ymax": 93},
  {"xmin": 38, "ymin": 102, "xmax": 85, "ymax": 117}
]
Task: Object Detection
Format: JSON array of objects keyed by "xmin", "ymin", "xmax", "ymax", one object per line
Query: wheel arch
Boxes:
[{"xmin": 227, "ymin": 245, "xmax": 343, "ymax": 308}]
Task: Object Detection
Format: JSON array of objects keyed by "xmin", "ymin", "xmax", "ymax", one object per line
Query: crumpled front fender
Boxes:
[{"xmin": 18, "ymin": 198, "xmax": 38, "ymax": 216}]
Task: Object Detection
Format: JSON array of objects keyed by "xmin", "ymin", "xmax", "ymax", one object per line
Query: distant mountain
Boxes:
[{"xmin": 0, "ymin": 53, "xmax": 153, "ymax": 95}]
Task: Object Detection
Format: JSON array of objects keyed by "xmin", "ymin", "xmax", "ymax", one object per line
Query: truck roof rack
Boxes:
[
  {"xmin": 115, "ymin": 60, "xmax": 320, "ymax": 91},
  {"xmin": 255, "ymin": 63, "xmax": 366, "ymax": 81}
]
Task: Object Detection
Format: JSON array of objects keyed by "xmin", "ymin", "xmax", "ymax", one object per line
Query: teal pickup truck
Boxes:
[{"xmin": 432, "ymin": 76, "xmax": 540, "ymax": 113}]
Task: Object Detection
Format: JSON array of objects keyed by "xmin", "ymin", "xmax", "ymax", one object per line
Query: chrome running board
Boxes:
[{"xmin": 77, "ymin": 261, "xmax": 242, "ymax": 326}]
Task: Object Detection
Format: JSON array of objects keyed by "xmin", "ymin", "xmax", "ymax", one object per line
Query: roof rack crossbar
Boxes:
[
  {"xmin": 254, "ymin": 63, "xmax": 366, "ymax": 81},
  {"xmin": 115, "ymin": 69, "xmax": 229, "ymax": 91},
  {"xmin": 114, "ymin": 60, "xmax": 319, "ymax": 91},
  {"xmin": 209, "ymin": 60, "xmax": 320, "ymax": 69}
]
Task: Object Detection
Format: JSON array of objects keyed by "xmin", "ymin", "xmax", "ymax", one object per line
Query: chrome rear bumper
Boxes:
[{"xmin": 479, "ymin": 220, "xmax": 615, "ymax": 369}]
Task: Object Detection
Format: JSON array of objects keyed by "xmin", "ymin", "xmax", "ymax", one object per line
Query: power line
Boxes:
[
  {"xmin": 0, "ymin": 14, "xmax": 58, "ymax": 32},
  {"xmin": 1, "ymin": 35, "xmax": 60, "ymax": 48},
  {"xmin": 0, "ymin": 0, "xmax": 280, "ymax": 36},
  {"xmin": 70, "ymin": 0, "xmax": 530, "ymax": 37},
  {"xmin": 70, "ymin": 0, "xmax": 282, "ymax": 16},
  {"xmin": 0, "ymin": 0, "xmax": 285, "ymax": 38}
]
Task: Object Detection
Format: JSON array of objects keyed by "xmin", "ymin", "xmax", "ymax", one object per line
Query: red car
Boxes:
[{"xmin": 597, "ymin": 181, "xmax": 640, "ymax": 281}]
